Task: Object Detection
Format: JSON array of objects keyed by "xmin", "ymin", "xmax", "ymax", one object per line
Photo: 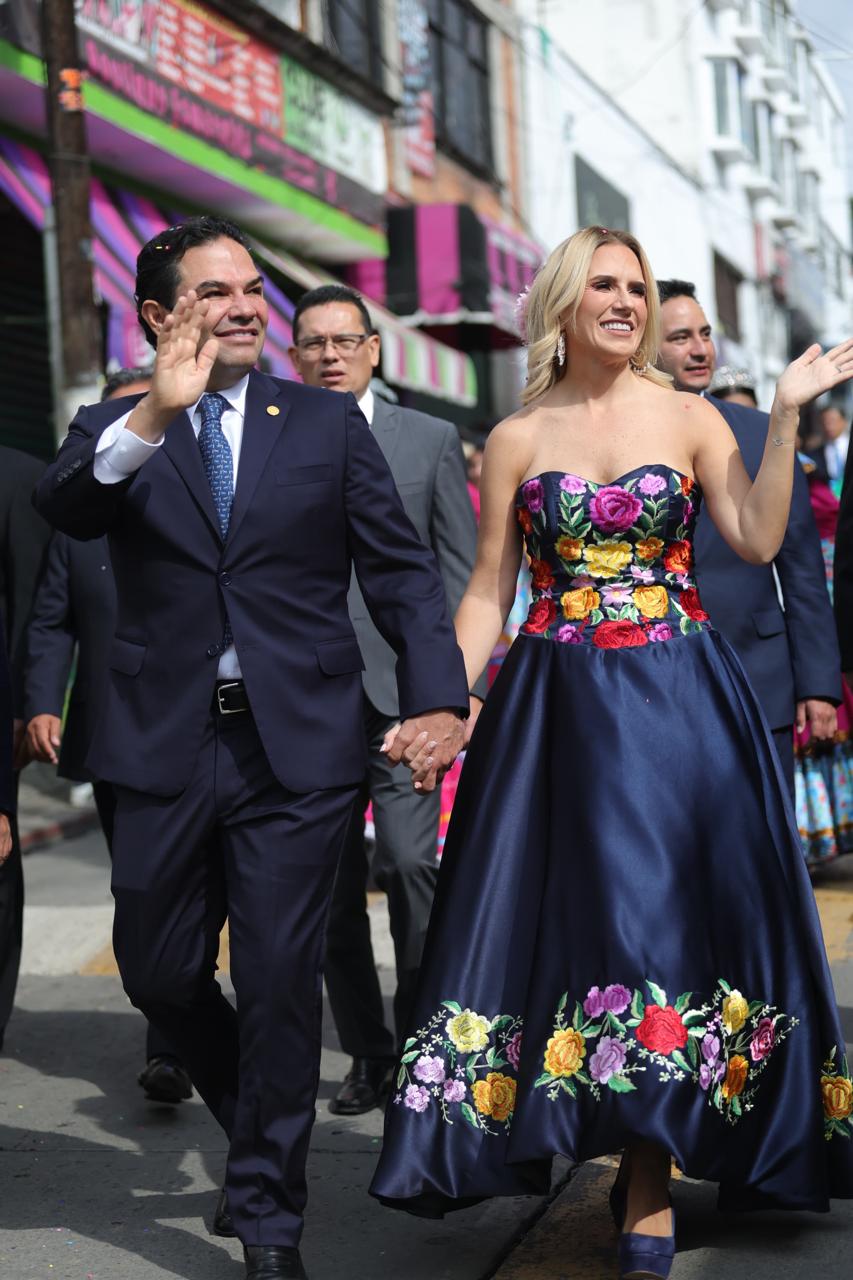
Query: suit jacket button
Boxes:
[
  {"xmin": 206, "ymin": 644, "xmax": 220, "ymax": 658},
  {"xmin": 220, "ymin": 572, "xmax": 231, "ymax": 586}
]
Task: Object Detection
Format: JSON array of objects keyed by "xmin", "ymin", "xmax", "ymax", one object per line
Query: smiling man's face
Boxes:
[
  {"xmin": 658, "ymin": 295, "xmax": 716, "ymax": 392},
  {"xmin": 174, "ymin": 237, "xmax": 268, "ymax": 387}
]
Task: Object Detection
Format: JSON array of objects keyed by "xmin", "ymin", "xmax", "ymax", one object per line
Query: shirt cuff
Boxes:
[{"xmin": 93, "ymin": 415, "xmax": 164, "ymax": 484}]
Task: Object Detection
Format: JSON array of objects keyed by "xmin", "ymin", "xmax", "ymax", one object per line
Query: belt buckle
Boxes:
[{"xmin": 216, "ymin": 681, "xmax": 242, "ymax": 715}]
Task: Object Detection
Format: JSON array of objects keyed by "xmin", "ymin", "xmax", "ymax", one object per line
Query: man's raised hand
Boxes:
[{"xmin": 127, "ymin": 291, "xmax": 219, "ymax": 443}]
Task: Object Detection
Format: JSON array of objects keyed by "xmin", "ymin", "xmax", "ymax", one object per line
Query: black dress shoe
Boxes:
[
  {"xmin": 328, "ymin": 1057, "xmax": 394, "ymax": 1116},
  {"xmin": 137, "ymin": 1055, "xmax": 193, "ymax": 1103},
  {"xmin": 244, "ymin": 1245, "xmax": 307, "ymax": 1279},
  {"xmin": 212, "ymin": 1187, "xmax": 235, "ymax": 1237}
]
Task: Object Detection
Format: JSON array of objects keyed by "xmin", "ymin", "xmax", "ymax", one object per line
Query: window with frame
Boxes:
[
  {"xmin": 325, "ymin": 0, "xmax": 382, "ymax": 81},
  {"xmin": 427, "ymin": 0, "xmax": 493, "ymax": 172},
  {"xmin": 711, "ymin": 58, "xmax": 749, "ymax": 148},
  {"xmin": 714, "ymin": 252, "xmax": 743, "ymax": 342}
]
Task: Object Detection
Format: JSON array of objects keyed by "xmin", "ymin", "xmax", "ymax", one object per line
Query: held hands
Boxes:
[
  {"xmin": 796, "ymin": 699, "xmax": 837, "ymax": 742},
  {"xmin": 382, "ymin": 709, "xmax": 465, "ymax": 793},
  {"xmin": 775, "ymin": 339, "xmax": 853, "ymax": 415}
]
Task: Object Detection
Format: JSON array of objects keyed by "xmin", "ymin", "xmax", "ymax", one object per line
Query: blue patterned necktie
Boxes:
[
  {"xmin": 198, "ymin": 391, "xmax": 234, "ymax": 649},
  {"xmin": 198, "ymin": 392, "xmax": 233, "ymax": 540}
]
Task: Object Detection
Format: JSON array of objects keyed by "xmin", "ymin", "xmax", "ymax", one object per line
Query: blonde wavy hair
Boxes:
[{"xmin": 522, "ymin": 226, "xmax": 671, "ymax": 404}]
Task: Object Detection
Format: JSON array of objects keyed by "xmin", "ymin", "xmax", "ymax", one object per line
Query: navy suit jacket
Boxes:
[
  {"xmin": 24, "ymin": 532, "xmax": 115, "ymax": 783},
  {"xmin": 0, "ymin": 623, "xmax": 13, "ymax": 816},
  {"xmin": 693, "ymin": 396, "xmax": 841, "ymax": 730},
  {"xmin": 34, "ymin": 371, "xmax": 469, "ymax": 796}
]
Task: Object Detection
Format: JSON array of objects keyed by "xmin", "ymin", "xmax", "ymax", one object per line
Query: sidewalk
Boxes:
[{"xmin": 17, "ymin": 763, "xmax": 99, "ymax": 854}]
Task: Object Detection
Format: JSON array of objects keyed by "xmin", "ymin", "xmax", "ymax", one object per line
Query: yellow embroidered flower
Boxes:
[
  {"xmin": 634, "ymin": 585, "xmax": 669, "ymax": 619},
  {"xmin": 721, "ymin": 1054, "xmax": 748, "ymax": 1100},
  {"xmin": 583, "ymin": 541, "xmax": 633, "ymax": 579},
  {"xmin": 446, "ymin": 1009, "xmax": 491, "ymax": 1053},
  {"xmin": 544, "ymin": 1028, "xmax": 586, "ymax": 1078},
  {"xmin": 555, "ymin": 536, "xmax": 582, "ymax": 562},
  {"xmin": 472, "ymin": 1072, "xmax": 517, "ymax": 1121},
  {"xmin": 636, "ymin": 536, "xmax": 664, "ymax": 561},
  {"xmin": 561, "ymin": 585, "xmax": 600, "ymax": 620},
  {"xmin": 722, "ymin": 990, "xmax": 749, "ymax": 1034},
  {"xmin": 821, "ymin": 1074, "xmax": 853, "ymax": 1120}
]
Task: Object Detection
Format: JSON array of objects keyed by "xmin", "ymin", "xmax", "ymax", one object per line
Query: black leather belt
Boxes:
[{"xmin": 213, "ymin": 679, "xmax": 250, "ymax": 716}]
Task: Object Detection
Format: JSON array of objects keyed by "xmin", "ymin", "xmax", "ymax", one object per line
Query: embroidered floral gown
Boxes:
[{"xmin": 370, "ymin": 466, "xmax": 853, "ymax": 1216}]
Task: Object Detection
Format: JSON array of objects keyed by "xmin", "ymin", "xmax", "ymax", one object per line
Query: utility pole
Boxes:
[{"xmin": 41, "ymin": 0, "xmax": 102, "ymax": 428}]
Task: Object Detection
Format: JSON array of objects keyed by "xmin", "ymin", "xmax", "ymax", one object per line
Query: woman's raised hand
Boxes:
[{"xmin": 775, "ymin": 338, "xmax": 853, "ymax": 412}]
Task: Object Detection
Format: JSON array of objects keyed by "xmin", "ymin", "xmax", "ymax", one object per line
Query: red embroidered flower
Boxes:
[
  {"xmin": 636, "ymin": 1004, "xmax": 688, "ymax": 1056},
  {"xmin": 522, "ymin": 598, "xmax": 557, "ymax": 635},
  {"xmin": 530, "ymin": 557, "xmax": 555, "ymax": 591},
  {"xmin": 517, "ymin": 506, "xmax": 533, "ymax": 536},
  {"xmin": 664, "ymin": 540, "xmax": 692, "ymax": 574},
  {"xmin": 592, "ymin": 620, "xmax": 648, "ymax": 649},
  {"xmin": 680, "ymin": 586, "xmax": 709, "ymax": 621},
  {"xmin": 680, "ymin": 475, "xmax": 695, "ymax": 497}
]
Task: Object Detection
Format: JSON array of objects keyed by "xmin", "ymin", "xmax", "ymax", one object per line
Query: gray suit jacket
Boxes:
[{"xmin": 348, "ymin": 397, "xmax": 482, "ymax": 717}]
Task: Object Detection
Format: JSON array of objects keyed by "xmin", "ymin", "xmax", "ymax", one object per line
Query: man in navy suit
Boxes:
[
  {"xmin": 34, "ymin": 216, "xmax": 468, "ymax": 1280},
  {"xmin": 657, "ymin": 280, "xmax": 840, "ymax": 790}
]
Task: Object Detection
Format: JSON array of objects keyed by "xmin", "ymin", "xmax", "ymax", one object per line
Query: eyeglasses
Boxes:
[{"xmin": 295, "ymin": 333, "xmax": 371, "ymax": 356}]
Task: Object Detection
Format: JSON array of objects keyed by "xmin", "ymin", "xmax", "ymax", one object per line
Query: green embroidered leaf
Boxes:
[
  {"xmin": 630, "ymin": 990, "xmax": 644, "ymax": 1021},
  {"xmin": 491, "ymin": 1057, "xmax": 507, "ymax": 1070},
  {"xmin": 679, "ymin": 616, "xmax": 692, "ymax": 636},
  {"xmin": 557, "ymin": 992, "xmax": 568, "ymax": 1016},
  {"xmin": 585, "ymin": 1023, "xmax": 604, "ymax": 1038},
  {"xmin": 730, "ymin": 1096, "xmax": 742, "ymax": 1118},
  {"xmin": 466, "ymin": 1064, "xmax": 477, "ymax": 1084},
  {"xmin": 747, "ymin": 1001, "xmax": 764, "ymax": 1016},
  {"xmin": 442, "ymin": 1000, "xmax": 462, "ymax": 1014},
  {"xmin": 674, "ymin": 992, "xmax": 692, "ymax": 1015},
  {"xmin": 670, "ymin": 1050, "xmax": 691, "ymax": 1074},
  {"xmin": 400, "ymin": 1050, "xmax": 420, "ymax": 1064},
  {"xmin": 572, "ymin": 1001, "xmax": 584, "ymax": 1030},
  {"xmin": 491, "ymin": 1014, "xmax": 513, "ymax": 1031},
  {"xmin": 533, "ymin": 1072, "xmax": 553, "ymax": 1088},
  {"xmin": 646, "ymin": 981, "xmax": 667, "ymax": 1008},
  {"xmin": 638, "ymin": 513, "xmax": 654, "ymax": 532},
  {"xmin": 560, "ymin": 1077, "xmax": 578, "ymax": 1097},
  {"xmin": 683, "ymin": 1012, "xmax": 706, "ymax": 1027},
  {"xmin": 607, "ymin": 1013, "xmax": 627, "ymax": 1036},
  {"xmin": 713, "ymin": 1084, "xmax": 723, "ymax": 1110},
  {"xmin": 574, "ymin": 1070, "xmax": 590, "ymax": 1085},
  {"xmin": 718, "ymin": 979, "xmax": 731, "ymax": 994},
  {"xmin": 403, "ymin": 1037, "xmax": 417, "ymax": 1051},
  {"xmin": 607, "ymin": 1075, "xmax": 638, "ymax": 1093},
  {"xmin": 686, "ymin": 1035, "xmax": 700, "ymax": 1068},
  {"xmin": 397, "ymin": 1066, "xmax": 406, "ymax": 1089},
  {"xmin": 460, "ymin": 1102, "xmax": 480, "ymax": 1131},
  {"xmin": 485, "ymin": 1047, "xmax": 496, "ymax": 1067},
  {"xmin": 590, "ymin": 609, "xmax": 604, "ymax": 624}
]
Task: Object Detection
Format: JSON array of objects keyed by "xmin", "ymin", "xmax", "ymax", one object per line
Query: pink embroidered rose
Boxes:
[
  {"xmin": 443, "ymin": 1079, "xmax": 466, "ymax": 1103},
  {"xmin": 589, "ymin": 485, "xmax": 644, "ymax": 534},
  {"xmin": 522, "ymin": 478, "xmax": 545, "ymax": 513},
  {"xmin": 589, "ymin": 1036, "xmax": 628, "ymax": 1084},
  {"xmin": 506, "ymin": 1031, "xmax": 523, "ymax": 1070},
  {"xmin": 404, "ymin": 1084, "xmax": 431, "ymax": 1112},
  {"xmin": 560, "ymin": 474, "xmax": 587, "ymax": 494},
  {"xmin": 750, "ymin": 1017, "xmax": 776, "ymax": 1062},
  {"xmin": 639, "ymin": 472, "xmax": 668, "ymax": 495},
  {"xmin": 583, "ymin": 986, "xmax": 606, "ymax": 1018},
  {"xmin": 648, "ymin": 623, "xmax": 673, "ymax": 642},
  {"xmin": 414, "ymin": 1055, "xmax": 446, "ymax": 1084},
  {"xmin": 556, "ymin": 623, "xmax": 584, "ymax": 644}
]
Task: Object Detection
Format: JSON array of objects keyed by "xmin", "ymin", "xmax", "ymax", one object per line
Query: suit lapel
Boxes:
[
  {"xmin": 162, "ymin": 410, "xmax": 221, "ymax": 540},
  {"xmin": 370, "ymin": 396, "xmax": 401, "ymax": 466},
  {"xmin": 227, "ymin": 371, "xmax": 289, "ymax": 545}
]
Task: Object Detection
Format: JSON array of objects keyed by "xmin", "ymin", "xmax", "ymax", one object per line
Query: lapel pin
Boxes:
[{"xmin": 266, "ymin": 404, "xmax": 280, "ymax": 416}]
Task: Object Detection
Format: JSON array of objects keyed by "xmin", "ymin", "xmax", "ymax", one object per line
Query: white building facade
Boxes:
[{"xmin": 516, "ymin": 0, "xmax": 852, "ymax": 409}]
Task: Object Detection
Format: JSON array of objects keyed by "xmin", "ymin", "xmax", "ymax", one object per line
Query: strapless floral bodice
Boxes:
[{"xmin": 516, "ymin": 465, "xmax": 712, "ymax": 647}]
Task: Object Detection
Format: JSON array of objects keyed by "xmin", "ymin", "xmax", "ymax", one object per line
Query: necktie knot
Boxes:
[{"xmin": 200, "ymin": 392, "xmax": 229, "ymax": 430}]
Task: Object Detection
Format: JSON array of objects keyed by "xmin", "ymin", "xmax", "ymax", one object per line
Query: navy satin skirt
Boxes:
[{"xmin": 370, "ymin": 631, "xmax": 853, "ymax": 1215}]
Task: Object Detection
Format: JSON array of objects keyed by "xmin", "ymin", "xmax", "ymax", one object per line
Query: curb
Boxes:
[{"xmin": 20, "ymin": 808, "xmax": 101, "ymax": 854}]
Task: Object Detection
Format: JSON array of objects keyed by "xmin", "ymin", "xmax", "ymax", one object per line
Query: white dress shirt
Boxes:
[
  {"xmin": 93, "ymin": 374, "xmax": 251, "ymax": 678},
  {"xmin": 357, "ymin": 386, "xmax": 374, "ymax": 427}
]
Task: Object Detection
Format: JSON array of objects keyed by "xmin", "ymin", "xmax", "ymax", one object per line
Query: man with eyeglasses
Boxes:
[{"xmin": 290, "ymin": 285, "xmax": 484, "ymax": 1118}]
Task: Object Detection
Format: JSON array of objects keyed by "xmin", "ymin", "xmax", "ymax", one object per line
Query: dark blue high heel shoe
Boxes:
[{"xmin": 617, "ymin": 1203, "xmax": 675, "ymax": 1279}]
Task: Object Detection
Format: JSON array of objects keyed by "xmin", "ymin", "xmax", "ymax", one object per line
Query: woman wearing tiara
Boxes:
[{"xmin": 373, "ymin": 227, "xmax": 853, "ymax": 1280}]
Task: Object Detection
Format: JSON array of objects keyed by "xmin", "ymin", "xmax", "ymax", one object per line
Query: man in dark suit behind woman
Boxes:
[
  {"xmin": 24, "ymin": 367, "xmax": 193, "ymax": 1105},
  {"xmin": 33, "ymin": 215, "xmax": 468, "ymax": 1280},
  {"xmin": 656, "ymin": 279, "xmax": 841, "ymax": 790}
]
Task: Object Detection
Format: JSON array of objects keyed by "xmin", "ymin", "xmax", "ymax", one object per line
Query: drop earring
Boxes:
[{"xmin": 556, "ymin": 332, "xmax": 566, "ymax": 367}]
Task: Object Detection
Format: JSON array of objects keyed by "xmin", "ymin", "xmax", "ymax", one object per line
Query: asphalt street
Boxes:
[{"xmin": 0, "ymin": 789, "xmax": 850, "ymax": 1280}]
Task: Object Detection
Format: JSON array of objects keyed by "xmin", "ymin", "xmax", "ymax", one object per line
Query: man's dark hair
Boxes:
[
  {"xmin": 101, "ymin": 366, "xmax": 152, "ymax": 402},
  {"xmin": 135, "ymin": 215, "xmax": 252, "ymax": 348},
  {"xmin": 291, "ymin": 284, "xmax": 375, "ymax": 343},
  {"xmin": 657, "ymin": 279, "xmax": 698, "ymax": 305}
]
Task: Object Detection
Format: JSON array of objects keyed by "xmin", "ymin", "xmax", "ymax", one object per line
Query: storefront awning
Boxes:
[
  {"xmin": 251, "ymin": 240, "xmax": 478, "ymax": 408},
  {"xmin": 0, "ymin": 137, "xmax": 297, "ymax": 378},
  {"xmin": 386, "ymin": 203, "xmax": 542, "ymax": 342}
]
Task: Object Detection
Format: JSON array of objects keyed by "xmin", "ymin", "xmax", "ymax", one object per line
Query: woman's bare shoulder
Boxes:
[{"xmin": 483, "ymin": 408, "xmax": 540, "ymax": 487}]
